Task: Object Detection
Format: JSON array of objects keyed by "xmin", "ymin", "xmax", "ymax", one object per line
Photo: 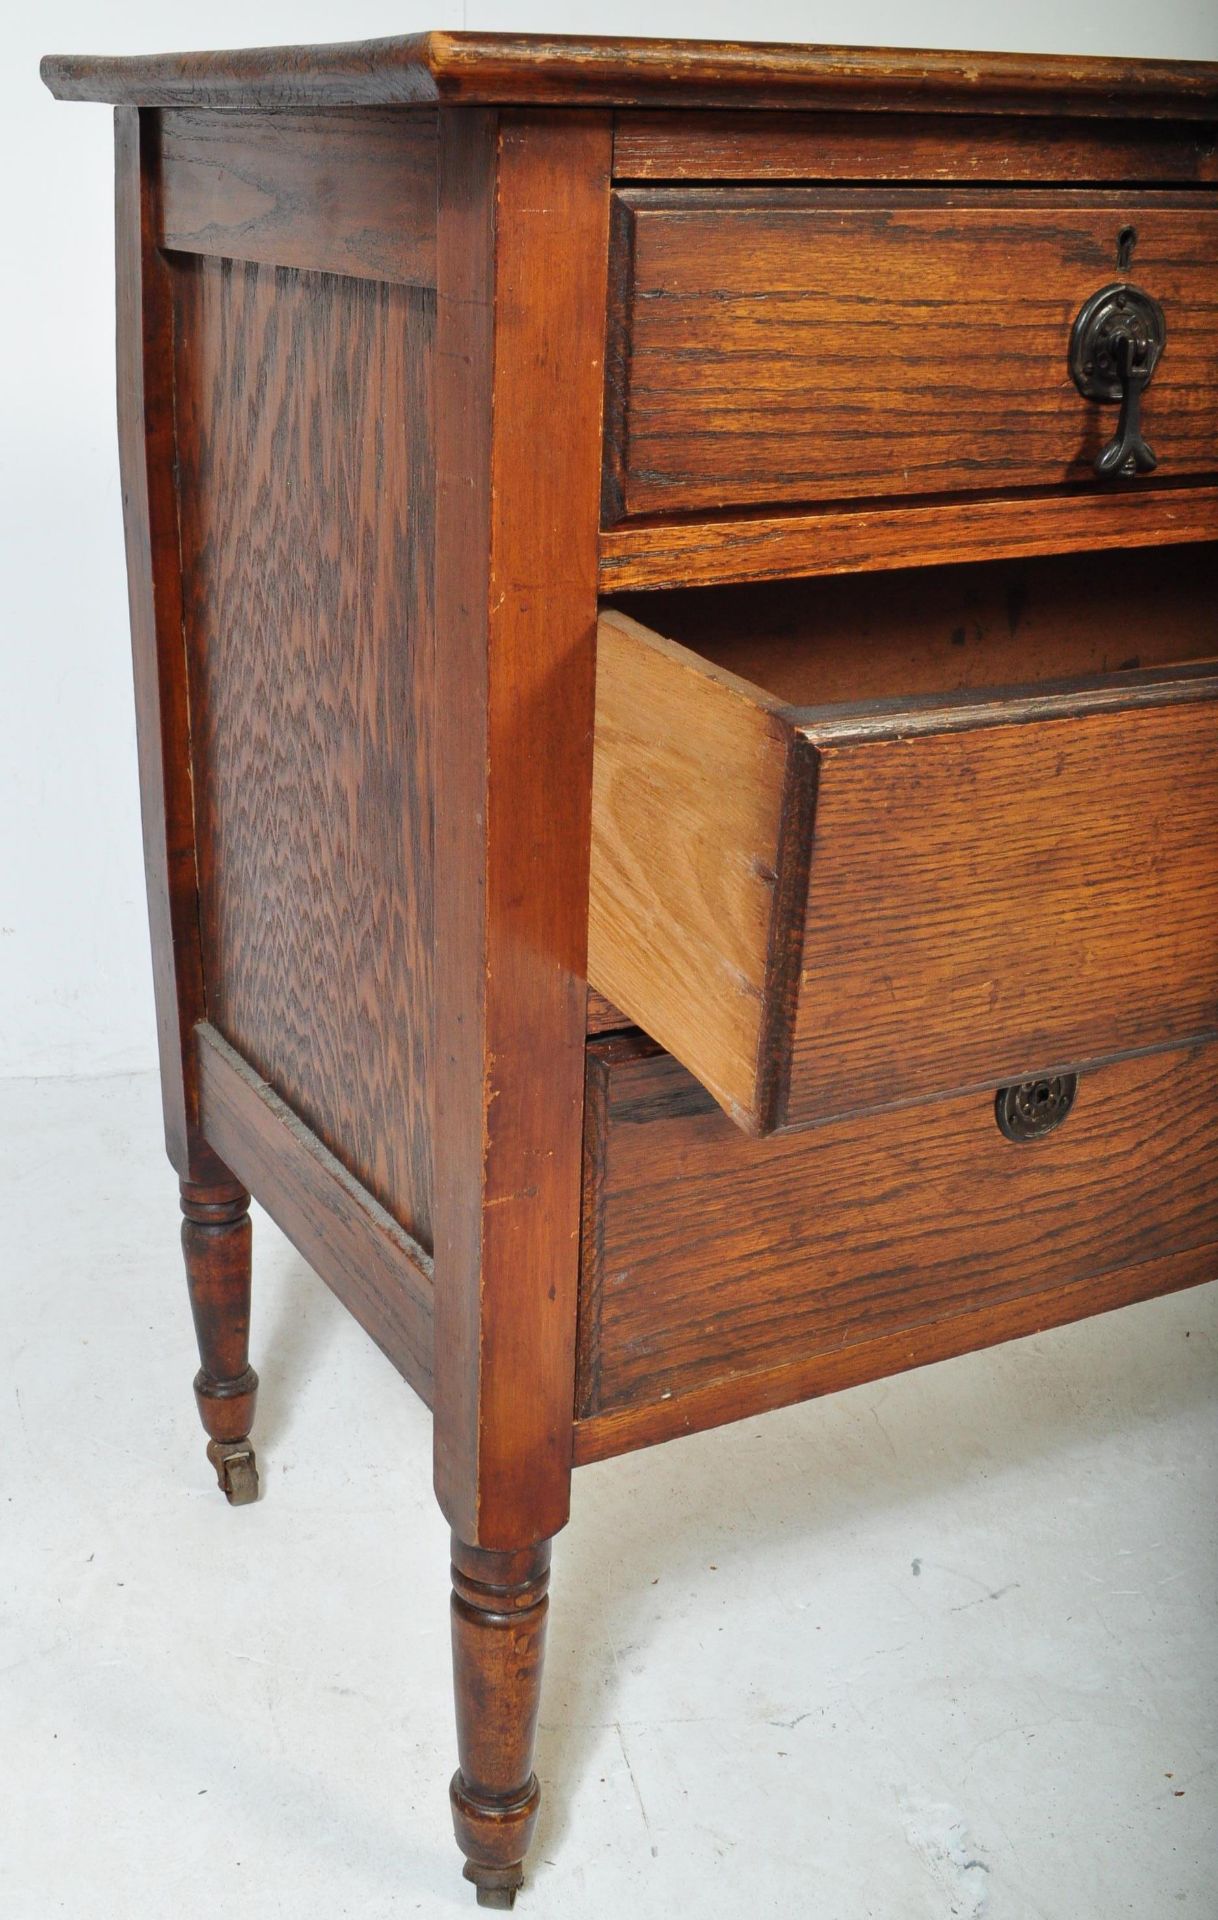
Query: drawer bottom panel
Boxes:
[{"xmin": 574, "ymin": 1034, "xmax": 1218, "ymax": 1459}]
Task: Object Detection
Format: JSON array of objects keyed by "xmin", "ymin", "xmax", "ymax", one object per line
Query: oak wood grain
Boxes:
[
  {"xmin": 789, "ymin": 677, "xmax": 1218, "ymax": 1125},
  {"xmin": 588, "ymin": 610, "xmax": 813, "ymax": 1133},
  {"xmin": 590, "ymin": 606, "xmax": 1218, "ymax": 1132},
  {"xmin": 159, "ymin": 107, "xmax": 437, "ymax": 286},
  {"xmin": 607, "ymin": 188, "xmax": 1218, "ymax": 519},
  {"xmin": 576, "ymin": 1233, "xmax": 1218, "ymax": 1460},
  {"xmin": 598, "ymin": 480, "xmax": 1218, "ymax": 590},
  {"xmin": 614, "ymin": 109, "xmax": 1218, "ymax": 184},
  {"xmin": 575, "ymin": 1034, "xmax": 1218, "ymax": 1439},
  {"xmin": 172, "ymin": 253, "xmax": 436, "ymax": 1247},
  {"xmin": 41, "ymin": 35, "xmax": 1218, "ymax": 117},
  {"xmin": 575, "ymin": 1238, "xmax": 1218, "ymax": 1460},
  {"xmin": 197, "ymin": 1023, "xmax": 434, "ymax": 1402}
]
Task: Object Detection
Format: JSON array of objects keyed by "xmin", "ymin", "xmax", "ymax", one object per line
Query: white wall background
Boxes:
[{"xmin": 4, "ymin": 0, "xmax": 1217, "ymax": 1078}]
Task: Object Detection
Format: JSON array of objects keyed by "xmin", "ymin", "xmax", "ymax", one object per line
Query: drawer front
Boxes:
[
  {"xmin": 575, "ymin": 1034, "xmax": 1218, "ymax": 1448},
  {"xmin": 787, "ymin": 682, "xmax": 1218, "ymax": 1128},
  {"xmin": 589, "ymin": 613, "xmax": 1218, "ymax": 1134},
  {"xmin": 604, "ymin": 189, "xmax": 1218, "ymax": 518}
]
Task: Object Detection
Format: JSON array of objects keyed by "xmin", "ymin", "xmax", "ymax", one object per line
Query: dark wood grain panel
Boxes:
[
  {"xmin": 197, "ymin": 1023, "xmax": 434, "ymax": 1401},
  {"xmin": 41, "ymin": 35, "xmax": 1218, "ymax": 117},
  {"xmin": 607, "ymin": 188, "xmax": 1218, "ymax": 519},
  {"xmin": 598, "ymin": 482, "xmax": 1218, "ymax": 590},
  {"xmin": 614, "ymin": 109, "xmax": 1218, "ymax": 183},
  {"xmin": 173, "ymin": 255, "xmax": 436, "ymax": 1247},
  {"xmin": 576, "ymin": 1035, "xmax": 1218, "ymax": 1433},
  {"xmin": 159, "ymin": 107, "xmax": 437, "ymax": 285}
]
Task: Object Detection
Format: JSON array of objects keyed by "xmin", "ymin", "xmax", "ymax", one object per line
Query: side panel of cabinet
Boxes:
[{"xmin": 172, "ymin": 249, "xmax": 437, "ymax": 1248}]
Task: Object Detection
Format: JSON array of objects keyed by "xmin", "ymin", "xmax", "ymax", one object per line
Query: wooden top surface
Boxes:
[{"xmin": 41, "ymin": 32, "xmax": 1218, "ymax": 115}]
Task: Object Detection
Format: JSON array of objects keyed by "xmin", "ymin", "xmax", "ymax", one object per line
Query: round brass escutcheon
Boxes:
[{"xmin": 995, "ymin": 1073, "xmax": 1078, "ymax": 1143}]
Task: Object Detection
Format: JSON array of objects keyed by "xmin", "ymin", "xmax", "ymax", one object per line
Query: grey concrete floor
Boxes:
[{"xmin": 2, "ymin": 1068, "xmax": 1215, "ymax": 1919}]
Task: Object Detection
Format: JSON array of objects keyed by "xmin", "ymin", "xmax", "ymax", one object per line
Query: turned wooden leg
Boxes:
[
  {"xmin": 180, "ymin": 1176, "xmax": 259, "ymax": 1505},
  {"xmin": 449, "ymin": 1535, "xmax": 551, "ymax": 1908}
]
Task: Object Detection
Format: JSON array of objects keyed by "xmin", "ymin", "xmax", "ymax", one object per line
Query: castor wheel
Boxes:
[
  {"xmin": 206, "ymin": 1438, "xmax": 259, "ymax": 1506},
  {"xmin": 465, "ymin": 1864, "xmax": 524, "ymax": 1909}
]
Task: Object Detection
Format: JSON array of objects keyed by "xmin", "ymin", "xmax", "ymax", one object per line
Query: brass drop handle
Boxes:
[{"xmin": 1068, "ymin": 281, "xmax": 1167, "ymax": 480}]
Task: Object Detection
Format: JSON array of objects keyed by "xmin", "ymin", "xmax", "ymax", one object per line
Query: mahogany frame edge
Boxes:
[
  {"xmin": 572, "ymin": 1238, "xmax": 1218, "ymax": 1463},
  {"xmin": 431, "ymin": 108, "xmax": 613, "ymax": 1549},
  {"xmin": 195, "ymin": 1021, "xmax": 435, "ymax": 1404},
  {"xmin": 114, "ymin": 106, "xmax": 231, "ymax": 1189}
]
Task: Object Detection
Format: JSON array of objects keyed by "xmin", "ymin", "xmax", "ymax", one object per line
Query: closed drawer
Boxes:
[
  {"xmin": 588, "ymin": 603, "xmax": 1218, "ymax": 1134},
  {"xmin": 574, "ymin": 1033, "xmax": 1218, "ymax": 1448},
  {"xmin": 603, "ymin": 188, "xmax": 1218, "ymax": 518}
]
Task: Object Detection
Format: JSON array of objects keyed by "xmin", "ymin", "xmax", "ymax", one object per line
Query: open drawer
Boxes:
[{"xmin": 588, "ymin": 570, "xmax": 1218, "ymax": 1134}]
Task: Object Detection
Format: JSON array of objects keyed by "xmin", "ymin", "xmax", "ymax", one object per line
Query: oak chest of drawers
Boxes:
[{"xmin": 43, "ymin": 30, "xmax": 1218, "ymax": 1907}]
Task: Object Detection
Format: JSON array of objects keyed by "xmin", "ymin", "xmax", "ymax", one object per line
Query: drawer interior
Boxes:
[
  {"xmin": 589, "ymin": 542, "xmax": 1218, "ymax": 1134},
  {"xmin": 609, "ymin": 541, "xmax": 1218, "ymax": 707}
]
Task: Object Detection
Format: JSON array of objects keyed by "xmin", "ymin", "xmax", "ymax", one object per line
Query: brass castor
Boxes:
[
  {"xmin": 465, "ymin": 1863, "xmax": 524, "ymax": 1910},
  {"xmin": 206, "ymin": 1438, "xmax": 259, "ymax": 1506}
]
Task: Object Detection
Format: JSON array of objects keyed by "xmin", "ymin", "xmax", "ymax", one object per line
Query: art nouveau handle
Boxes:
[
  {"xmin": 1094, "ymin": 330, "xmax": 1157, "ymax": 477},
  {"xmin": 1068, "ymin": 281, "xmax": 1167, "ymax": 480}
]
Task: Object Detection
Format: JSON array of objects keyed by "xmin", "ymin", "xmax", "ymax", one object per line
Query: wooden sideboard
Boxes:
[{"xmin": 42, "ymin": 32, "xmax": 1218, "ymax": 1906}]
